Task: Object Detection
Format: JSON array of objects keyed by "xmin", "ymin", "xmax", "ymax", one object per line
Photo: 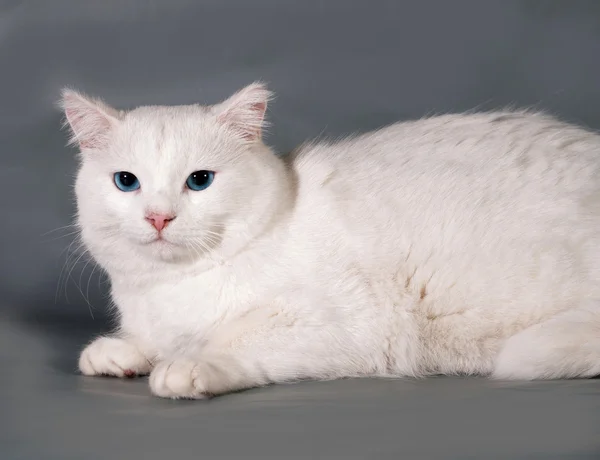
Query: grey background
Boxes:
[{"xmin": 1, "ymin": 1, "xmax": 600, "ymax": 459}]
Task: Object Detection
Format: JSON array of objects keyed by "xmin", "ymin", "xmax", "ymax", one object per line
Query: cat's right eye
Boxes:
[{"xmin": 114, "ymin": 171, "xmax": 140, "ymax": 192}]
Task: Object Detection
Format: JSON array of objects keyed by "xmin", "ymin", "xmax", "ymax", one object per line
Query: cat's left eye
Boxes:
[{"xmin": 186, "ymin": 170, "xmax": 215, "ymax": 191}]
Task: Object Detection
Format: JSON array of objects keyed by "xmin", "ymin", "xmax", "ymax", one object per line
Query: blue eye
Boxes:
[
  {"xmin": 114, "ymin": 171, "xmax": 140, "ymax": 192},
  {"xmin": 186, "ymin": 170, "xmax": 215, "ymax": 191}
]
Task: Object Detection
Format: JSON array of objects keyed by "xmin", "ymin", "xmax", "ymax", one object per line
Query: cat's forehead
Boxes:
[
  {"xmin": 113, "ymin": 104, "xmax": 229, "ymax": 165},
  {"xmin": 123, "ymin": 104, "xmax": 211, "ymax": 140}
]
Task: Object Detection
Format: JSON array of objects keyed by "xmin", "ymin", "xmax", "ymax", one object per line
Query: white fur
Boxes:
[{"xmin": 62, "ymin": 83, "xmax": 600, "ymax": 399}]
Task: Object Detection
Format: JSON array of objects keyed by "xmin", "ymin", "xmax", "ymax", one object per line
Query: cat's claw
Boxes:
[{"xmin": 79, "ymin": 336, "xmax": 152, "ymax": 378}]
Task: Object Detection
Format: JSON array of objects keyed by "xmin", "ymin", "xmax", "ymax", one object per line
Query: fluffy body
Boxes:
[{"xmin": 62, "ymin": 83, "xmax": 600, "ymax": 399}]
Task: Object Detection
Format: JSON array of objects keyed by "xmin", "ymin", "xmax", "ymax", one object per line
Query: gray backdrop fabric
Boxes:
[{"xmin": 1, "ymin": 1, "xmax": 600, "ymax": 459}]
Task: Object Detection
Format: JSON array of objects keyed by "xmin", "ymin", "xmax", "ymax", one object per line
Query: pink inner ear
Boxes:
[
  {"xmin": 214, "ymin": 82, "xmax": 273, "ymax": 142},
  {"xmin": 218, "ymin": 101, "xmax": 267, "ymax": 141},
  {"xmin": 252, "ymin": 101, "xmax": 266, "ymax": 114},
  {"xmin": 242, "ymin": 101, "xmax": 266, "ymax": 139},
  {"xmin": 65, "ymin": 107, "xmax": 91, "ymax": 149},
  {"xmin": 64, "ymin": 102, "xmax": 113, "ymax": 150}
]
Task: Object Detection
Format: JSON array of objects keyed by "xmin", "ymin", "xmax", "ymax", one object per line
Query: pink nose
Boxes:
[{"xmin": 145, "ymin": 213, "xmax": 175, "ymax": 232}]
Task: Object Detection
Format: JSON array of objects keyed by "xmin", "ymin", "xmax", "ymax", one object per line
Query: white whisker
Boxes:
[{"xmin": 41, "ymin": 223, "xmax": 79, "ymax": 237}]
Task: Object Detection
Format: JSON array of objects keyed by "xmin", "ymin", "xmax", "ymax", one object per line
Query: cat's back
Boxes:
[
  {"xmin": 287, "ymin": 110, "xmax": 600, "ymax": 306},
  {"xmin": 291, "ymin": 110, "xmax": 600, "ymax": 192},
  {"xmin": 290, "ymin": 110, "xmax": 600, "ymax": 223}
]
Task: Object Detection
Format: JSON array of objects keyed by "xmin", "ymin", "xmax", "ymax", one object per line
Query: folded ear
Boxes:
[
  {"xmin": 60, "ymin": 88, "xmax": 121, "ymax": 150},
  {"xmin": 213, "ymin": 82, "xmax": 273, "ymax": 142}
]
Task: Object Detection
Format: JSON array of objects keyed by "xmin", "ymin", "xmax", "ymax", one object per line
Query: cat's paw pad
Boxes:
[
  {"xmin": 149, "ymin": 359, "xmax": 208, "ymax": 399},
  {"xmin": 79, "ymin": 336, "xmax": 151, "ymax": 378}
]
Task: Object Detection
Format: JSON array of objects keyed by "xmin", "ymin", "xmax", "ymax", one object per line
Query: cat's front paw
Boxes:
[
  {"xmin": 149, "ymin": 354, "xmax": 253, "ymax": 399},
  {"xmin": 149, "ymin": 359, "xmax": 208, "ymax": 399},
  {"xmin": 79, "ymin": 336, "xmax": 152, "ymax": 378}
]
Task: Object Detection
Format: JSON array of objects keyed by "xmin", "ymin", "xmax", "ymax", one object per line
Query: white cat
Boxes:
[{"xmin": 61, "ymin": 82, "xmax": 600, "ymax": 399}]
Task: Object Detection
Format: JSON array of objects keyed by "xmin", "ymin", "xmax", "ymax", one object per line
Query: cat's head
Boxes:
[{"xmin": 61, "ymin": 83, "xmax": 291, "ymax": 272}]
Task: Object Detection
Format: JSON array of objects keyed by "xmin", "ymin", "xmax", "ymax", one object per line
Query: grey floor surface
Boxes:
[
  {"xmin": 3, "ymin": 313, "xmax": 600, "ymax": 460},
  {"xmin": 2, "ymin": 1, "xmax": 600, "ymax": 458}
]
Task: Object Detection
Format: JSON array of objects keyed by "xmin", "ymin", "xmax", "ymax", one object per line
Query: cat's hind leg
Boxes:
[{"xmin": 492, "ymin": 301, "xmax": 600, "ymax": 380}]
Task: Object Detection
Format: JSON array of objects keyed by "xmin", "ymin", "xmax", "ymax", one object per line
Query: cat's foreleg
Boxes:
[
  {"xmin": 79, "ymin": 336, "xmax": 153, "ymax": 378},
  {"xmin": 148, "ymin": 306, "xmax": 375, "ymax": 399}
]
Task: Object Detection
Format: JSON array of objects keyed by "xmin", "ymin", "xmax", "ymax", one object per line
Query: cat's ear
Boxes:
[
  {"xmin": 60, "ymin": 88, "xmax": 121, "ymax": 150},
  {"xmin": 213, "ymin": 82, "xmax": 273, "ymax": 142}
]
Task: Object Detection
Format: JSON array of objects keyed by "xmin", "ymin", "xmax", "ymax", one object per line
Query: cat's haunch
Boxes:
[{"xmin": 63, "ymin": 82, "xmax": 600, "ymax": 399}]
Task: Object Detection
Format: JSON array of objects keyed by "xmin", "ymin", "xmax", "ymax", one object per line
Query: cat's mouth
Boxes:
[{"xmin": 141, "ymin": 235, "xmax": 176, "ymax": 247}]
